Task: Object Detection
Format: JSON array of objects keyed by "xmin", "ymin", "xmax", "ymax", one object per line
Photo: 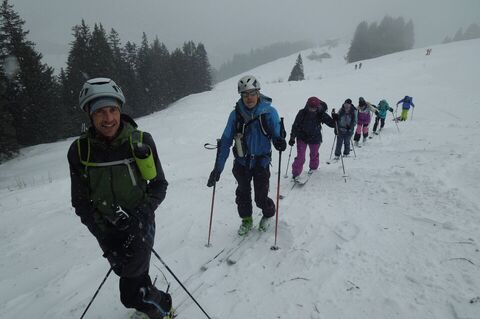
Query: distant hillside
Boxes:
[{"xmin": 214, "ymin": 41, "xmax": 313, "ymax": 83}]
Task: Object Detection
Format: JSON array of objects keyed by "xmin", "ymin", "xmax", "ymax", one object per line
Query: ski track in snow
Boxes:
[{"xmin": 1, "ymin": 39, "xmax": 480, "ymax": 319}]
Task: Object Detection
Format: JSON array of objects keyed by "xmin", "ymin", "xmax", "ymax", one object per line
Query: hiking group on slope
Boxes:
[{"xmin": 68, "ymin": 75, "xmax": 413, "ymax": 319}]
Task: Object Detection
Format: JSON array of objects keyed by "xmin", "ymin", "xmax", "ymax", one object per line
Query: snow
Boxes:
[{"xmin": 1, "ymin": 39, "xmax": 480, "ymax": 319}]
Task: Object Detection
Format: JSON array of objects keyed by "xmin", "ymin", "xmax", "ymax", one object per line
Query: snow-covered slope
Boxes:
[{"xmin": 1, "ymin": 39, "xmax": 480, "ymax": 319}]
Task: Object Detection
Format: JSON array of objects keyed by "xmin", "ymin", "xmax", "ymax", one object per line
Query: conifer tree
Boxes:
[
  {"xmin": 64, "ymin": 20, "xmax": 91, "ymax": 132},
  {"xmin": 0, "ymin": 71, "xmax": 18, "ymax": 161},
  {"xmin": 0, "ymin": 0, "xmax": 59, "ymax": 145},
  {"xmin": 194, "ymin": 43, "xmax": 212, "ymax": 92},
  {"xmin": 288, "ymin": 54, "xmax": 304, "ymax": 81}
]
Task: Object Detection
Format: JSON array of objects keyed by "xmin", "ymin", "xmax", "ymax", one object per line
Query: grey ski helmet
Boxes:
[
  {"xmin": 79, "ymin": 78, "xmax": 125, "ymax": 112},
  {"xmin": 237, "ymin": 75, "xmax": 261, "ymax": 93}
]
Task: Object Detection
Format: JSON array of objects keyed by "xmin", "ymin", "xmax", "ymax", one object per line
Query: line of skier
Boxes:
[{"xmin": 68, "ymin": 74, "xmax": 415, "ymax": 319}]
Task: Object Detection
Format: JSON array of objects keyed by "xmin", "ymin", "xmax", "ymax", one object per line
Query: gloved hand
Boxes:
[
  {"xmin": 273, "ymin": 137, "xmax": 287, "ymax": 152},
  {"xmin": 389, "ymin": 107, "xmax": 394, "ymax": 112},
  {"xmin": 207, "ymin": 169, "xmax": 221, "ymax": 187},
  {"xmin": 331, "ymin": 112, "xmax": 339, "ymax": 121},
  {"xmin": 375, "ymin": 110, "xmax": 379, "ymax": 116},
  {"xmin": 132, "ymin": 203, "xmax": 155, "ymax": 232},
  {"xmin": 111, "ymin": 205, "xmax": 133, "ymax": 231},
  {"xmin": 334, "ymin": 127, "xmax": 338, "ymax": 135},
  {"xmin": 288, "ymin": 137, "xmax": 295, "ymax": 146}
]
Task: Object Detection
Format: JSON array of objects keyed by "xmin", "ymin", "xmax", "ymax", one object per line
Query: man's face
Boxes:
[
  {"xmin": 241, "ymin": 89, "xmax": 259, "ymax": 109},
  {"xmin": 92, "ymin": 106, "xmax": 121, "ymax": 140}
]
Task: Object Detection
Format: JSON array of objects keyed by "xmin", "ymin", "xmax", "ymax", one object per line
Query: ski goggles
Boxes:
[{"xmin": 241, "ymin": 90, "xmax": 259, "ymax": 98}]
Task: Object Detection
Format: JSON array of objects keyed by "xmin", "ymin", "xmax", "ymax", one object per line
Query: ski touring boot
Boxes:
[
  {"xmin": 238, "ymin": 216, "xmax": 253, "ymax": 236},
  {"xmin": 258, "ymin": 216, "xmax": 272, "ymax": 232},
  {"xmin": 139, "ymin": 286, "xmax": 174, "ymax": 319}
]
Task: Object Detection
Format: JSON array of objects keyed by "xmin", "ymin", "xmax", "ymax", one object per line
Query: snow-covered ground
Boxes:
[{"xmin": 1, "ymin": 39, "xmax": 480, "ymax": 319}]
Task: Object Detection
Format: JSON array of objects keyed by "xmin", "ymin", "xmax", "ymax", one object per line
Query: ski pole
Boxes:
[
  {"xmin": 126, "ymin": 209, "xmax": 214, "ymax": 319},
  {"xmin": 329, "ymin": 134, "xmax": 336, "ymax": 160},
  {"xmin": 272, "ymin": 117, "xmax": 286, "ymax": 251},
  {"xmin": 150, "ymin": 247, "xmax": 213, "ymax": 319},
  {"xmin": 204, "ymin": 139, "xmax": 221, "ymax": 247},
  {"xmin": 334, "ymin": 120, "xmax": 347, "ymax": 183},
  {"xmin": 206, "ymin": 183, "xmax": 216, "ymax": 247},
  {"xmin": 411, "ymin": 107, "xmax": 414, "ymax": 121},
  {"xmin": 80, "ymin": 267, "xmax": 113, "ymax": 319},
  {"xmin": 350, "ymin": 137, "xmax": 356, "ymax": 158},
  {"xmin": 340, "ymin": 154, "xmax": 347, "ymax": 183},
  {"xmin": 392, "ymin": 111, "xmax": 400, "ymax": 133},
  {"xmin": 284, "ymin": 145, "xmax": 293, "ymax": 178}
]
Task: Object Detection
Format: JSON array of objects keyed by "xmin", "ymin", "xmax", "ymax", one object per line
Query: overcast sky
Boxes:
[{"xmin": 13, "ymin": 0, "xmax": 480, "ymax": 70}]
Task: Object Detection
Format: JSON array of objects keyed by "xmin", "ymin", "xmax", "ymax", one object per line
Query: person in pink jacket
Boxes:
[{"xmin": 353, "ymin": 97, "xmax": 378, "ymax": 146}]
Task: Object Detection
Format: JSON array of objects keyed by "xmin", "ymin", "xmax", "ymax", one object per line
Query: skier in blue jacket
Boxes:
[
  {"xmin": 396, "ymin": 95, "xmax": 415, "ymax": 121},
  {"xmin": 207, "ymin": 75, "xmax": 286, "ymax": 235}
]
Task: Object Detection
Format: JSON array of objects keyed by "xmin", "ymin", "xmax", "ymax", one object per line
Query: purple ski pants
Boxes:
[{"xmin": 291, "ymin": 139, "xmax": 320, "ymax": 177}]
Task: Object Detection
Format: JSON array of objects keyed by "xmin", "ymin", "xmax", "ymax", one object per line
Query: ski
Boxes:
[
  {"xmin": 130, "ymin": 309, "xmax": 176, "ymax": 319},
  {"xmin": 280, "ymin": 171, "xmax": 314, "ymax": 198},
  {"xmin": 199, "ymin": 235, "xmax": 246, "ymax": 271},
  {"xmin": 226, "ymin": 230, "xmax": 265, "ymax": 265}
]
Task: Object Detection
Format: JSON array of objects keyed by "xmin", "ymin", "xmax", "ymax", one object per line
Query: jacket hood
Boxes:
[{"xmin": 237, "ymin": 94, "xmax": 273, "ymax": 116}]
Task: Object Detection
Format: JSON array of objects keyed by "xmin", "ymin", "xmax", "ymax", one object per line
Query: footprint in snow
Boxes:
[{"xmin": 333, "ymin": 221, "xmax": 359, "ymax": 241}]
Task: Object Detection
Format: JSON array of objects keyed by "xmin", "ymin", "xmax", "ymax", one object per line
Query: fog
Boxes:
[{"xmin": 13, "ymin": 0, "xmax": 480, "ymax": 70}]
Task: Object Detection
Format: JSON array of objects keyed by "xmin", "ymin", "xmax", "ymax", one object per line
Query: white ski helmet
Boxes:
[
  {"xmin": 79, "ymin": 77, "xmax": 125, "ymax": 112},
  {"xmin": 237, "ymin": 75, "xmax": 261, "ymax": 93}
]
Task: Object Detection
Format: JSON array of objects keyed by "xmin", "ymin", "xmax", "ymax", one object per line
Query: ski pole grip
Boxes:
[{"xmin": 280, "ymin": 117, "xmax": 286, "ymax": 139}]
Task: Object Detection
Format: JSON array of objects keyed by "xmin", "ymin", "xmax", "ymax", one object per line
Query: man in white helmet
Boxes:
[
  {"xmin": 67, "ymin": 78, "xmax": 172, "ymax": 318},
  {"xmin": 207, "ymin": 75, "xmax": 286, "ymax": 235}
]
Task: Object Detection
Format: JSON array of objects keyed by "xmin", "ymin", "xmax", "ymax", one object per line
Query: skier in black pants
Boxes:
[
  {"xmin": 68, "ymin": 78, "xmax": 172, "ymax": 319},
  {"xmin": 331, "ymin": 99, "xmax": 357, "ymax": 159},
  {"xmin": 207, "ymin": 75, "xmax": 286, "ymax": 236}
]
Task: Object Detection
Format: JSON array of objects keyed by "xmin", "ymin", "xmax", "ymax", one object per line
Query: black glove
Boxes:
[
  {"xmin": 334, "ymin": 127, "xmax": 338, "ymax": 135},
  {"xmin": 207, "ymin": 169, "xmax": 221, "ymax": 187},
  {"xmin": 133, "ymin": 203, "xmax": 155, "ymax": 233},
  {"xmin": 273, "ymin": 137, "xmax": 287, "ymax": 152},
  {"xmin": 110, "ymin": 205, "xmax": 133, "ymax": 231},
  {"xmin": 389, "ymin": 108, "xmax": 394, "ymax": 112},
  {"xmin": 375, "ymin": 110, "xmax": 379, "ymax": 116},
  {"xmin": 331, "ymin": 112, "xmax": 339, "ymax": 121},
  {"xmin": 345, "ymin": 124, "xmax": 351, "ymax": 130},
  {"xmin": 288, "ymin": 137, "xmax": 295, "ymax": 146}
]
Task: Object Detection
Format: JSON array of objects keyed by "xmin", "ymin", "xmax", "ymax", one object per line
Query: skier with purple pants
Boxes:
[
  {"xmin": 288, "ymin": 97, "xmax": 335, "ymax": 179},
  {"xmin": 353, "ymin": 97, "xmax": 378, "ymax": 146}
]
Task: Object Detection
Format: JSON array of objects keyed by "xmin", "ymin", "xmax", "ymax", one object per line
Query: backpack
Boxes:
[
  {"xmin": 76, "ymin": 129, "xmax": 147, "ymax": 186},
  {"xmin": 232, "ymin": 103, "xmax": 273, "ymax": 158},
  {"xmin": 234, "ymin": 103, "xmax": 271, "ymax": 138}
]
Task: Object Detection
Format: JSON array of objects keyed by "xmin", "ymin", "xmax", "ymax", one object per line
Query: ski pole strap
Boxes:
[{"xmin": 204, "ymin": 142, "xmax": 219, "ymax": 150}]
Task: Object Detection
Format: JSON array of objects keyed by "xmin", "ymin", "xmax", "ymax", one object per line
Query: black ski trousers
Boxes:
[
  {"xmin": 106, "ymin": 224, "xmax": 159, "ymax": 312},
  {"xmin": 373, "ymin": 116, "xmax": 385, "ymax": 132},
  {"xmin": 232, "ymin": 161, "xmax": 275, "ymax": 219}
]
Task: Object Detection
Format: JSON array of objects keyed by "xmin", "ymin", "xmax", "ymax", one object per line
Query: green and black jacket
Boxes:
[{"xmin": 67, "ymin": 114, "xmax": 168, "ymax": 248}]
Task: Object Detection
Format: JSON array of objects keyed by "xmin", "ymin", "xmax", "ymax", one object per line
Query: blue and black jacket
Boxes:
[{"xmin": 215, "ymin": 95, "xmax": 281, "ymax": 173}]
